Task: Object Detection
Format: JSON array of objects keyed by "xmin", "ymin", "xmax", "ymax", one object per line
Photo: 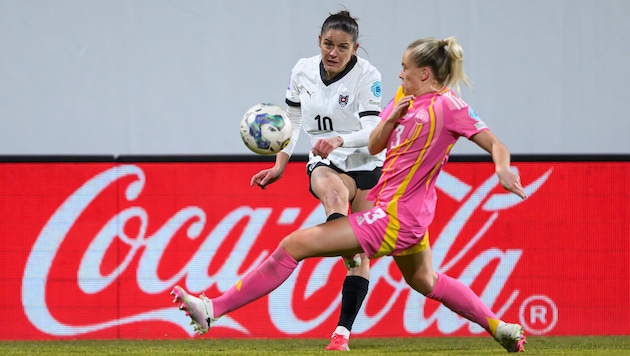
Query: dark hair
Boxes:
[{"xmin": 320, "ymin": 10, "xmax": 359, "ymax": 43}]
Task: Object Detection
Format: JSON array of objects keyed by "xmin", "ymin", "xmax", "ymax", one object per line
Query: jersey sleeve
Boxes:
[
  {"xmin": 281, "ymin": 59, "xmax": 304, "ymax": 156},
  {"xmin": 285, "ymin": 59, "xmax": 302, "ymax": 108},
  {"xmin": 280, "ymin": 105, "xmax": 303, "ymax": 156},
  {"xmin": 337, "ymin": 65, "xmax": 383, "ymax": 148},
  {"xmin": 443, "ymin": 94, "xmax": 489, "ymax": 139},
  {"xmin": 356, "ymin": 66, "xmax": 382, "ymax": 117}
]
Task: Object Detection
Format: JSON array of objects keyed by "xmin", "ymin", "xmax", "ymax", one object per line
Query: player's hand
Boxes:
[
  {"xmin": 387, "ymin": 95, "xmax": 413, "ymax": 123},
  {"xmin": 311, "ymin": 137, "xmax": 343, "ymax": 158},
  {"xmin": 250, "ymin": 167, "xmax": 283, "ymax": 189},
  {"xmin": 496, "ymin": 168, "xmax": 527, "ymax": 199}
]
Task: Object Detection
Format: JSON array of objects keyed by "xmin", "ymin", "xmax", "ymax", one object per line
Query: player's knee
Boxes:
[
  {"xmin": 404, "ymin": 271, "xmax": 435, "ymax": 296},
  {"xmin": 279, "ymin": 232, "xmax": 296, "ymax": 251},
  {"xmin": 321, "ymin": 187, "xmax": 348, "ymax": 208},
  {"xmin": 279, "ymin": 231, "xmax": 307, "ymax": 261}
]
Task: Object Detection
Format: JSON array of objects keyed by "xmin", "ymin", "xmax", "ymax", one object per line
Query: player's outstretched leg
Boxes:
[
  {"xmin": 170, "ymin": 285, "xmax": 216, "ymax": 335},
  {"xmin": 171, "ymin": 246, "xmax": 298, "ymax": 335}
]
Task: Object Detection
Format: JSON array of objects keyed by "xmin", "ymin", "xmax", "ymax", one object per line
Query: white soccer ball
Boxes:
[{"xmin": 240, "ymin": 103, "xmax": 292, "ymax": 156}]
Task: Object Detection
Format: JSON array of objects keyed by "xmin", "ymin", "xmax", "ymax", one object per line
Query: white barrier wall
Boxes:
[{"xmin": 1, "ymin": 0, "xmax": 629, "ymax": 155}]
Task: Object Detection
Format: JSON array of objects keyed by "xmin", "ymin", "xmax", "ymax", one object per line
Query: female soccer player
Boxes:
[
  {"xmin": 172, "ymin": 36, "xmax": 527, "ymax": 353},
  {"xmin": 248, "ymin": 10, "xmax": 384, "ymax": 351}
]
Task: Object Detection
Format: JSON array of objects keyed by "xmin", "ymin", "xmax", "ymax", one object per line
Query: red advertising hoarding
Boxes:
[{"xmin": 0, "ymin": 161, "xmax": 628, "ymax": 340}]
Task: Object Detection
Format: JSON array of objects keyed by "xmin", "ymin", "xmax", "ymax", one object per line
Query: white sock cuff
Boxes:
[{"xmin": 333, "ymin": 326, "xmax": 350, "ymax": 338}]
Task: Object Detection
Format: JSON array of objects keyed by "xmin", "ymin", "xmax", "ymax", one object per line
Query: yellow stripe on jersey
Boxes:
[
  {"xmin": 373, "ymin": 86, "xmax": 414, "ymax": 206},
  {"xmin": 374, "ymin": 93, "xmax": 439, "ymax": 257},
  {"xmin": 373, "ymin": 93, "xmax": 423, "ymax": 206},
  {"xmin": 426, "ymin": 143, "xmax": 454, "ymax": 190},
  {"xmin": 423, "ymin": 89, "xmax": 454, "ymax": 189}
]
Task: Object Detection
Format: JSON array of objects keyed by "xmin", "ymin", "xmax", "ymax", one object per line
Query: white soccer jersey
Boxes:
[{"xmin": 283, "ymin": 55, "xmax": 385, "ymax": 172}]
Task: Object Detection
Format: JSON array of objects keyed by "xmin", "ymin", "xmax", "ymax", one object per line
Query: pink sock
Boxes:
[
  {"xmin": 212, "ymin": 247, "xmax": 298, "ymax": 317},
  {"xmin": 426, "ymin": 272, "xmax": 498, "ymax": 333}
]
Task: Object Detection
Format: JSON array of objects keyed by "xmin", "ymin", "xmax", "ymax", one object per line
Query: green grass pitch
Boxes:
[{"xmin": 1, "ymin": 337, "xmax": 630, "ymax": 355}]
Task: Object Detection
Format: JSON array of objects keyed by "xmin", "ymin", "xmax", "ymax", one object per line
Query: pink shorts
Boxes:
[{"xmin": 348, "ymin": 205, "xmax": 430, "ymax": 259}]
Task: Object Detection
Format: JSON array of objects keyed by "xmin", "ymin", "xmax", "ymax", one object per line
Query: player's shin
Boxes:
[
  {"xmin": 338, "ymin": 275, "xmax": 369, "ymax": 331},
  {"xmin": 211, "ymin": 246, "xmax": 298, "ymax": 317},
  {"xmin": 426, "ymin": 272, "xmax": 497, "ymax": 333}
]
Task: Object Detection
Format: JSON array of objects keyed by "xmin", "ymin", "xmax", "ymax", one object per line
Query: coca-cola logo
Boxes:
[{"xmin": 21, "ymin": 164, "xmax": 552, "ymax": 337}]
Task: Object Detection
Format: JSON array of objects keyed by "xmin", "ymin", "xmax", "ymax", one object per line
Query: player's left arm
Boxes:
[
  {"xmin": 339, "ymin": 67, "xmax": 382, "ymax": 147},
  {"xmin": 313, "ymin": 71, "xmax": 382, "ymax": 156},
  {"xmin": 338, "ymin": 70, "xmax": 382, "ymax": 148},
  {"xmin": 313, "ymin": 112, "xmax": 380, "ymax": 156}
]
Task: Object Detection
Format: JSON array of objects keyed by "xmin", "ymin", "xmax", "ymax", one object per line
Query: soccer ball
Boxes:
[{"xmin": 240, "ymin": 103, "xmax": 292, "ymax": 155}]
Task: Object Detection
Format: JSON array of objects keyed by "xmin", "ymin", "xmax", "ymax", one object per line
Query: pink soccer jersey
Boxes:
[{"xmin": 350, "ymin": 87, "xmax": 489, "ymax": 258}]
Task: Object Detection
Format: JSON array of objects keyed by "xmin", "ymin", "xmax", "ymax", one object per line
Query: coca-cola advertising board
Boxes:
[{"xmin": 0, "ymin": 160, "xmax": 628, "ymax": 340}]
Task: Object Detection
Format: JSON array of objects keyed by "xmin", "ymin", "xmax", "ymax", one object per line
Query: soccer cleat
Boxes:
[
  {"xmin": 494, "ymin": 322, "xmax": 527, "ymax": 352},
  {"xmin": 170, "ymin": 285, "xmax": 216, "ymax": 335},
  {"xmin": 342, "ymin": 254, "xmax": 361, "ymax": 270},
  {"xmin": 325, "ymin": 333, "xmax": 350, "ymax": 351}
]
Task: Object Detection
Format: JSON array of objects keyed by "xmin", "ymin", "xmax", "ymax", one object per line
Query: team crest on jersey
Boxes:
[
  {"xmin": 338, "ymin": 92, "xmax": 351, "ymax": 107},
  {"xmin": 415, "ymin": 109, "xmax": 429, "ymax": 124}
]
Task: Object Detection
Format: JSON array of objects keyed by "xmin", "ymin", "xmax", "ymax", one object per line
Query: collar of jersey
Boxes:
[{"xmin": 319, "ymin": 55, "xmax": 358, "ymax": 86}]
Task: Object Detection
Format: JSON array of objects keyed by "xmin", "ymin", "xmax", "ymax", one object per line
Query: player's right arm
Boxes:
[
  {"xmin": 368, "ymin": 94, "xmax": 413, "ymax": 155},
  {"xmin": 250, "ymin": 151, "xmax": 290, "ymax": 189},
  {"xmin": 250, "ymin": 106, "xmax": 301, "ymax": 189},
  {"xmin": 251, "ymin": 62, "xmax": 304, "ymax": 189}
]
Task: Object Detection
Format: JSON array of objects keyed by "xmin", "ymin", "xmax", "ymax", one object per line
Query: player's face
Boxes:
[
  {"xmin": 319, "ymin": 30, "xmax": 358, "ymax": 80},
  {"xmin": 399, "ymin": 49, "xmax": 424, "ymax": 96}
]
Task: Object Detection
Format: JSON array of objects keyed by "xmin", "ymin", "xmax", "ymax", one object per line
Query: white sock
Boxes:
[{"xmin": 333, "ymin": 326, "xmax": 350, "ymax": 338}]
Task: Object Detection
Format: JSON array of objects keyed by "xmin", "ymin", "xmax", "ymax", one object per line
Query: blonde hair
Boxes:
[{"xmin": 406, "ymin": 36, "xmax": 470, "ymax": 95}]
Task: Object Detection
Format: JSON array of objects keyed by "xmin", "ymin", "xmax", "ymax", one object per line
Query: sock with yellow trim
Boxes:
[
  {"xmin": 212, "ymin": 246, "xmax": 298, "ymax": 317},
  {"xmin": 426, "ymin": 272, "xmax": 500, "ymax": 335}
]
